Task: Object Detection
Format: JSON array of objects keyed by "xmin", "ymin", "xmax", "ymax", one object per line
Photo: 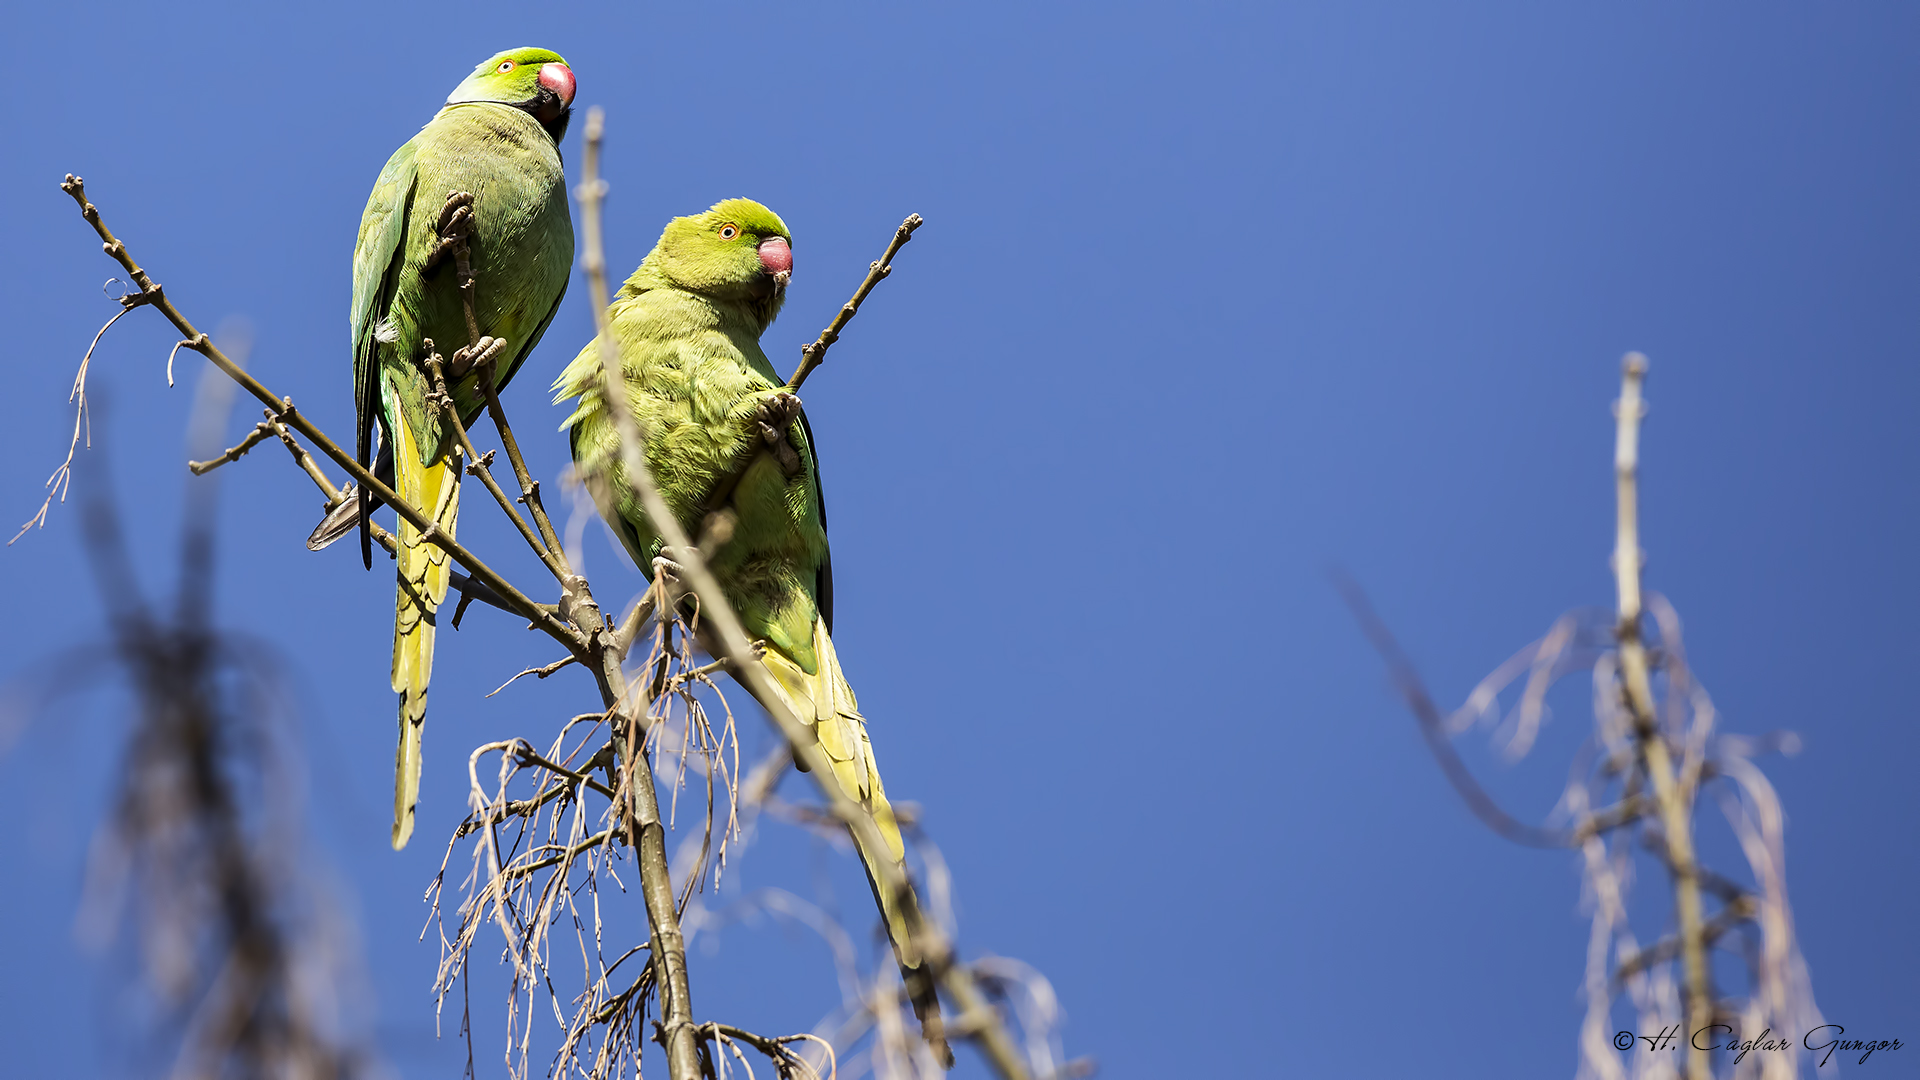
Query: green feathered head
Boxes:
[
  {"xmin": 446, "ymin": 47, "xmax": 576, "ymax": 143},
  {"xmin": 638, "ymin": 198, "xmax": 794, "ymax": 325}
]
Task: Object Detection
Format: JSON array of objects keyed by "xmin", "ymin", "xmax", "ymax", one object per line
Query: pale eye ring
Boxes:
[
  {"xmin": 497, "ymin": 60, "xmax": 515, "ymax": 73},
  {"xmin": 718, "ymin": 223, "xmax": 739, "ymax": 240}
]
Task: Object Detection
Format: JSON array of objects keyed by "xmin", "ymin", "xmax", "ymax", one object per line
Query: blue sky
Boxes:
[{"xmin": 2, "ymin": 3, "xmax": 1915, "ymax": 1077}]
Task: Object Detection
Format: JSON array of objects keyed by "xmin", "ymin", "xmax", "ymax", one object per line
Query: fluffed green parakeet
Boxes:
[
  {"xmin": 343, "ymin": 47, "xmax": 576, "ymax": 849},
  {"xmin": 553, "ymin": 200, "xmax": 951, "ymax": 1065}
]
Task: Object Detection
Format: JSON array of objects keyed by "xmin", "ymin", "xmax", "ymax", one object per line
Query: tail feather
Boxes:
[
  {"xmin": 310, "ymin": 440, "xmax": 396, "ymax": 551},
  {"xmin": 307, "ymin": 485, "xmax": 364, "ymax": 551},
  {"xmin": 388, "ymin": 413, "xmax": 459, "ymax": 850},
  {"xmin": 761, "ymin": 621, "xmax": 953, "ymax": 1067}
]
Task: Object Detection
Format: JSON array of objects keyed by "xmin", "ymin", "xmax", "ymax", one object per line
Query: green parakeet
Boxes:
[
  {"xmin": 553, "ymin": 200, "xmax": 951, "ymax": 1065},
  {"xmin": 340, "ymin": 47, "xmax": 577, "ymax": 849}
]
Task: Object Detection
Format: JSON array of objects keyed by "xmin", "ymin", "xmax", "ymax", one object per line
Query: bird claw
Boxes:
[
  {"xmin": 651, "ymin": 553, "xmax": 685, "ymax": 583},
  {"xmin": 754, "ymin": 391, "xmax": 803, "ymax": 477},
  {"xmin": 437, "ymin": 190, "xmax": 476, "ymax": 237},
  {"xmin": 755, "ymin": 390, "xmax": 802, "ymax": 431},
  {"xmin": 415, "ymin": 337, "xmax": 446, "ymax": 379},
  {"xmin": 449, "ymin": 335, "xmax": 508, "ymax": 379},
  {"xmin": 424, "ymin": 191, "xmax": 477, "ymax": 272}
]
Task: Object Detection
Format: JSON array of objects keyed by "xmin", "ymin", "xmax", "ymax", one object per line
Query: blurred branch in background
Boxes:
[
  {"xmin": 1342, "ymin": 354, "xmax": 1824, "ymax": 1080},
  {"xmin": 22, "ymin": 341, "xmax": 380, "ymax": 1079}
]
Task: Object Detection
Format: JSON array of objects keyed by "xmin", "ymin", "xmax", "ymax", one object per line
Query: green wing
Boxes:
[
  {"xmin": 494, "ymin": 271, "xmax": 570, "ymax": 398},
  {"xmin": 349, "ymin": 138, "xmax": 419, "ymax": 566},
  {"xmin": 797, "ymin": 408, "xmax": 832, "ymax": 633}
]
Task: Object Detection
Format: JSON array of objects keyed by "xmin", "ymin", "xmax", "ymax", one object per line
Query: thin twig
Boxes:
[
  {"xmin": 188, "ymin": 422, "xmax": 276, "ymax": 475},
  {"xmin": 611, "ymin": 589, "xmax": 659, "ymax": 659},
  {"xmin": 1567, "ymin": 797, "xmax": 1650, "ymax": 844},
  {"xmin": 498, "ymin": 828, "xmax": 616, "ymax": 883},
  {"xmin": 511, "ymin": 745, "xmax": 619, "ymax": 801},
  {"xmin": 11, "ymin": 300, "xmax": 144, "ymax": 543},
  {"xmin": 1334, "ymin": 570, "xmax": 1574, "ymax": 849},
  {"xmin": 786, "ymin": 214, "xmax": 922, "ymax": 393},
  {"xmin": 260, "ymin": 411, "xmax": 346, "ymax": 507},
  {"xmin": 486, "ymin": 655, "xmax": 580, "ymax": 697},
  {"xmin": 478, "ymin": 354, "xmax": 571, "ymax": 573},
  {"xmin": 1613, "ymin": 894, "xmax": 1758, "ymax": 984},
  {"xmin": 422, "ymin": 346, "xmax": 562, "ymax": 577},
  {"xmin": 440, "ymin": 205, "xmax": 574, "ymax": 578},
  {"xmin": 699, "ymin": 1022, "xmax": 835, "ymax": 1080}
]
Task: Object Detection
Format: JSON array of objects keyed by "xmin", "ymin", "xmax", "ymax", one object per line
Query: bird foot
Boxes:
[
  {"xmin": 415, "ymin": 337, "xmax": 449, "ymax": 384},
  {"xmin": 651, "ymin": 552, "xmax": 685, "ymax": 583},
  {"xmin": 437, "ymin": 190, "xmax": 476, "ymax": 236},
  {"xmin": 449, "ymin": 335, "xmax": 508, "ymax": 379},
  {"xmin": 754, "ymin": 391, "xmax": 803, "ymax": 477},
  {"xmin": 424, "ymin": 190, "xmax": 477, "ymax": 271}
]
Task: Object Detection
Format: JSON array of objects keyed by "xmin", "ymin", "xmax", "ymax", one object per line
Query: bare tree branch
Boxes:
[
  {"xmin": 786, "ymin": 214, "xmax": 922, "ymax": 392},
  {"xmin": 187, "ymin": 419, "xmax": 276, "ymax": 475},
  {"xmin": 1348, "ymin": 352, "xmax": 1825, "ymax": 1080},
  {"xmin": 1610, "ymin": 353, "xmax": 1712, "ymax": 1079},
  {"xmin": 1333, "ymin": 570, "xmax": 1574, "ymax": 849}
]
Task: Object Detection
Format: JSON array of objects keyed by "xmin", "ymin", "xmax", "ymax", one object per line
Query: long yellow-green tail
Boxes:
[
  {"xmin": 761, "ymin": 621, "xmax": 953, "ymax": 1066},
  {"xmin": 388, "ymin": 409, "xmax": 460, "ymax": 850}
]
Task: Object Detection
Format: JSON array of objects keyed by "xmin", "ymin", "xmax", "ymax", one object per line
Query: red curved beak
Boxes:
[
  {"xmin": 757, "ymin": 236, "xmax": 793, "ymax": 276},
  {"xmin": 538, "ymin": 63, "xmax": 576, "ymax": 106}
]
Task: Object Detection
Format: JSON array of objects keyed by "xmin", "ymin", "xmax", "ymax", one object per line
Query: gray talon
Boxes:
[
  {"xmin": 449, "ymin": 335, "xmax": 507, "ymax": 379},
  {"xmin": 425, "ymin": 192, "xmax": 477, "ymax": 271},
  {"xmin": 436, "ymin": 191, "xmax": 476, "ymax": 235},
  {"xmin": 755, "ymin": 391, "xmax": 803, "ymax": 476},
  {"xmin": 755, "ymin": 391, "xmax": 802, "ymax": 432}
]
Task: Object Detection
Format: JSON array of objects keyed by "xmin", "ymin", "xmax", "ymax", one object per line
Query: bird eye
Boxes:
[
  {"xmin": 718, "ymin": 223, "xmax": 739, "ymax": 240},
  {"xmin": 497, "ymin": 61, "xmax": 515, "ymax": 73}
]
